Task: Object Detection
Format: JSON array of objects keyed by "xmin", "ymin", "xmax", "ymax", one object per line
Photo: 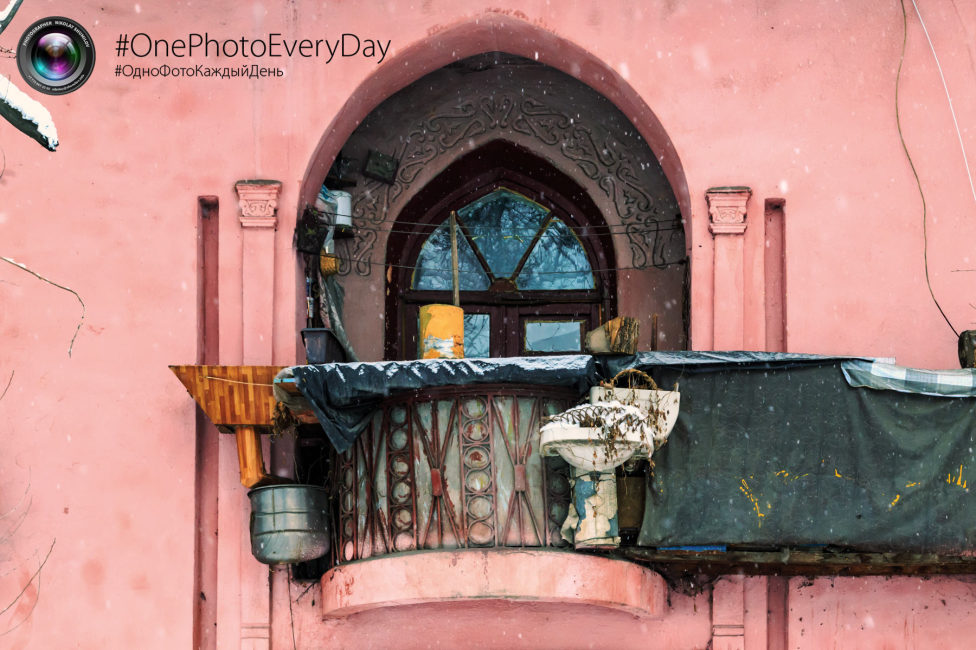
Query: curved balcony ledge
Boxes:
[{"xmin": 321, "ymin": 549, "xmax": 667, "ymax": 618}]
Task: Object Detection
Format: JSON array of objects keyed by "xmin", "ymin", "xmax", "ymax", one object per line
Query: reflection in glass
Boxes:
[
  {"xmin": 524, "ymin": 320, "xmax": 584, "ymax": 353},
  {"xmin": 413, "ymin": 221, "xmax": 489, "ymax": 290},
  {"xmin": 464, "ymin": 313, "xmax": 490, "ymax": 358},
  {"xmin": 518, "ymin": 219, "xmax": 594, "ymax": 290},
  {"xmin": 458, "ymin": 189, "xmax": 549, "ymax": 278}
]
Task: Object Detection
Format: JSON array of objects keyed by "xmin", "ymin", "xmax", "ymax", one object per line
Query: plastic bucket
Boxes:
[
  {"xmin": 248, "ymin": 484, "xmax": 330, "ymax": 565},
  {"xmin": 419, "ymin": 304, "xmax": 464, "ymax": 359}
]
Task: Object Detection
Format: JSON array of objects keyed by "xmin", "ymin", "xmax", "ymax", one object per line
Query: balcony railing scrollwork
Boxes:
[{"xmin": 332, "ymin": 384, "xmax": 576, "ymax": 563}]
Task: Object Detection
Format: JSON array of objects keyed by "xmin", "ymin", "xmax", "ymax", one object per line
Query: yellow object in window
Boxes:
[{"xmin": 419, "ymin": 304, "xmax": 464, "ymax": 359}]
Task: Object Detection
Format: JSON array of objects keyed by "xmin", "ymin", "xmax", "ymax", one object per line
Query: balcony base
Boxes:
[{"xmin": 321, "ymin": 549, "xmax": 666, "ymax": 618}]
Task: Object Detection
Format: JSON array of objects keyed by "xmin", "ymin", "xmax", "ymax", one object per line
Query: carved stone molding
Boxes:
[
  {"xmin": 338, "ymin": 92, "xmax": 682, "ymax": 277},
  {"xmin": 707, "ymin": 186, "xmax": 751, "ymax": 236},
  {"xmin": 235, "ymin": 180, "xmax": 282, "ymax": 228}
]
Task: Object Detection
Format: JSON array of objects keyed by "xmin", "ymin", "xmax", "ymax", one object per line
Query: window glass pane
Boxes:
[
  {"xmin": 463, "ymin": 314, "xmax": 490, "ymax": 358},
  {"xmin": 412, "ymin": 221, "xmax": 489, "ymax": 290},
  {"xmin": 457, "ymin": 188, "xmax": 549, "ymax": 278},
  {"xmin": 517, "ymin": 218, "xmax": 595, "ymax": 290},
  {"xmin": 524, "ymin": 320, "xmax": 583, "ymax": 353}
]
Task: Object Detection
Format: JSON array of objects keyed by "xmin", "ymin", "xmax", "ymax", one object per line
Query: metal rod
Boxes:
[{"xmin": 450, "ymin": 211, "xmax": 460, "ymax": 307}]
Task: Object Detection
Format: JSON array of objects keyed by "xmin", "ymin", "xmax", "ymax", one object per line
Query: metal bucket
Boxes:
[{"xmin": 248, "ymin": 484, "xmax": 330, "ymax": 565}]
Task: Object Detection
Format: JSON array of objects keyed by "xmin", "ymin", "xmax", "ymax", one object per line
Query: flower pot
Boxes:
[
  {"xmin": 248, "ymin": 484, "xmax": 330, "ymax": 565},
  {"xmin": 588, "ymin": 386, "xmax": 680, "ymax": 450},
  {"xmin": 301, "ymin": 327, "xmax": 346, "ymax": 364}
]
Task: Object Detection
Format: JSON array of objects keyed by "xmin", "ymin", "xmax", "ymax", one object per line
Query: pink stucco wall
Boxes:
[{"xmin": 2, "ymin": 1, "xmax": 975, "ymax": 648}]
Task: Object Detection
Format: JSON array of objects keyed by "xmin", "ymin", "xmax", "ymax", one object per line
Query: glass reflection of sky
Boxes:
[{"xmin": 412, "ymin": 188, "xmax": 595, "ymax": 291}]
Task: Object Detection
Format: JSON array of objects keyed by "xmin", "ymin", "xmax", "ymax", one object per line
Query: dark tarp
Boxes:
[
  {"xmin": 636, "ymin": 361, "xmax": 976, "ymax": 553},
  {"xmin": 283, "ymin": 352, "xmax": 859, "ymax": 453},
  {"xmin": 282, "ymin": 351, "xmax": 976, "ymax": 552},
  {"xmin": 285, "ymin": 355, "xmax": 601, "ymax": 453}
]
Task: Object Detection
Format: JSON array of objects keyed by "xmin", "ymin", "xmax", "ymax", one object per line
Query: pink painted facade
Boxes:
[{"xmin": 2, "ymin": 1, "xmax": 975, "ymax": 648}]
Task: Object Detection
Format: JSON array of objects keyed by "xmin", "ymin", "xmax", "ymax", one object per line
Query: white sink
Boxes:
[{"xmin": 539, "ymin": 391, "xmax": 679, "ymax": 472}]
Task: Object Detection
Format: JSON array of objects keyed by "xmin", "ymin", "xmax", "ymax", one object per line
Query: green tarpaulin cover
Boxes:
[
  {"xmin": 282, "ymin": 352, "xmax": 976, "ymax": 552},
  {"xmin": 636, "ymin": 361, "xmax": 976, "ymax": 553}
]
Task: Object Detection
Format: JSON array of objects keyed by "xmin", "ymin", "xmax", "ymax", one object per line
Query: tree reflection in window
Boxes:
[
  {"xmin": 412, "ymin": 221, "xmax": 489, "ymax": 290},
  {"xmin": 463, "ymin": 314, "xmax": 490, "ymax": 358},
  {"xmin": 411, "ymin": 188, "xmax": 594, "ymax": 291}
]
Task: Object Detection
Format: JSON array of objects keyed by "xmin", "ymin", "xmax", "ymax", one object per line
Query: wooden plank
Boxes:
[
  {"xmin": 272, "ymin": 377, "xmax": 318, "ymax": 423},
  {"xmin": 235, "ymin": 426, "xmax": 268, "ymax": 488},
  {"xmin": 170, "ymin": 365, "xmax": 286, "ymax": 426},
  {"xmin": 619, "ymin": 547, "xmax": 976, "ymax": 577},
  {"xmin": 274, "ymin": 378, "xmax": 303, "ymax": 396}
]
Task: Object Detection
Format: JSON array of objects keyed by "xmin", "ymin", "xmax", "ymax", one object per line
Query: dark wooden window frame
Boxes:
[{"xmin": 385, "ymin": 141, "xmax": 617, "ymax": 360}]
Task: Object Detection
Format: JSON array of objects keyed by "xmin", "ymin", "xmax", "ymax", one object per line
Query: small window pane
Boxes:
[
  {"xmin": 517, "ymin": 219, "xmax": 595, "ymax": 290},
  {"xmin": 458, "ymin": 188, "xmax": 549, "ymax": 278},
  {"xmin": 413, "ymin": 221, "xmax": 489, "ymax": 290},
  {"xmin": 464, "ymin": 314, "xmax": 490, "ymax": 358},
  {"xmin": 524, "ymin": 320, "xmax": 583, "ymax": 353}
]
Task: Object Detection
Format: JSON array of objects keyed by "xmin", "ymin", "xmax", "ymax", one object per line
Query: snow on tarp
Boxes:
[
  {"xmin": 279, "ymin": 352, "xmax": 880, "ymax": 453},
  {"xmin": 280, "ymin": 355, "xmax": 601, "ymax": 453}
]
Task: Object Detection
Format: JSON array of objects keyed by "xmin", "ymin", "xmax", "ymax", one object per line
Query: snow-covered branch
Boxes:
[
  {"xmin": 0, "ymin": 0, "xmax": 23, "ymax": 36},
  {"xmin": 0, "ymin": 75, "xmax": 58, "ymax": 151}
]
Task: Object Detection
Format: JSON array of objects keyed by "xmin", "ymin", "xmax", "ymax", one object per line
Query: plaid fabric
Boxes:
[{"xmin": 841, "ymin": 359, "xmax": 976, "ymax": 398}]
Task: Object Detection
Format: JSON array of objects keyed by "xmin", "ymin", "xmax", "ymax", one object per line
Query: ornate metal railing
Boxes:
[{"xmin": 332, "ymin": 385, "xmax": 576, "ymax": 563}]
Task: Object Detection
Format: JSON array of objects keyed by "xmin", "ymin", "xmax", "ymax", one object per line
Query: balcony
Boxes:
[
  {"xmin": 272, "ymin": 363, "xmax": 669, "ymax": 618},
  {"xmin": 174, "ymin": 353, "xmax": 976, "ymax": 623}
]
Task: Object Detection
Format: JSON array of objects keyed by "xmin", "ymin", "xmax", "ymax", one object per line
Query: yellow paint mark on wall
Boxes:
[
  {"xmin": 739, "ymin": 479, "xmax": 766, "ymax": 528},
  {"xmin": 905, "ymin": 482, "xmax": 920, "ymax": 488},
  {"xmin": 833, "ymin": 469, "xmax": 853, "ymax": 481},
  {"xmin": 889, "ymin": 494, "xmax": 900, "ymax": 507},
  {"xmin": 775, "ymin": 470, "xmax": 809, "ymax": 483},
  {"xmin": 947, "ymin": 465, "xmax": 968, "ymax": 489}
]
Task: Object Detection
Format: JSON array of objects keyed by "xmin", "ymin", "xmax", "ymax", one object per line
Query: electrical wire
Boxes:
[
  {"xmin": 896, "ymin": 0, "xmax": 959, "ymax": 337},
  {"xmin": 308, "ymin": 206, "xmax": 685, "ymax": 236},
  {"xmin": 350, "ymin": 221, "xmax": 686, "ymax": 238},
  {"xmin": 910, "ymin": 0, "xmax": 976, "ymax": 208},
  {"xmin": 330, "ymin": 255, "xmax": 688, "ymax": 276}
]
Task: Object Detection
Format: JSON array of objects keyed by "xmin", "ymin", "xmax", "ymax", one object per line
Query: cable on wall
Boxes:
[
  {"xmin": 910, "ymin": 0, "xmax": 976, "ymax": 208},
  {"xmin": 896, "ymin": 0, "xmax": 959, "ymax": 337}
]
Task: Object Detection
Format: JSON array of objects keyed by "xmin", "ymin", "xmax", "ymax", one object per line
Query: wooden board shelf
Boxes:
[{"xmin": 170, "ymin": 365, "xmax": 286, "ymax": 427}]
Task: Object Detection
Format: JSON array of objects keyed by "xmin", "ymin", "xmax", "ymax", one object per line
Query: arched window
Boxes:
[{"xmin": 385, "ymin": 142, "xmax": 616, "ymax": 359}]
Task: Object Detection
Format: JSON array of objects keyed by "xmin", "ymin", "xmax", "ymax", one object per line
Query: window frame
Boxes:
[{"xmin": 385, "ymin": 141, "xmax": 617, "ymax": 360}]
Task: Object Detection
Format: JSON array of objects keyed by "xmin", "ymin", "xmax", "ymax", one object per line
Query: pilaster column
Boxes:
[
  {"xmin": 236, "ymin": 180, "xmax": 280, "ymax": 365},
  {"xmin": 712, "ymin": 575, "xmax": 745, "ymax": 650},
  {"xmin": 707, "ymin": 187, "xmax": 751, "ymax": 350},
  {"xmin": 232, "ymin": 180, "xmax": 281, "ymax": 650}
]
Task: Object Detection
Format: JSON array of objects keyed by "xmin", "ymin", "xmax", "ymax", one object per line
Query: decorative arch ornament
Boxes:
[{"xmin": 339, "ymin": 91, "xmax": 683, "ymax": 277}]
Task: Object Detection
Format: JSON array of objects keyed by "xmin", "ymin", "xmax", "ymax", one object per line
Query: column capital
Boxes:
[
  {"xmin": 235, "ymin": 180, "xmax": 282, "ymax": 228},
  {"xmin": 707, "ymin": 186, "xmax": 751, "ymax": 236}
]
